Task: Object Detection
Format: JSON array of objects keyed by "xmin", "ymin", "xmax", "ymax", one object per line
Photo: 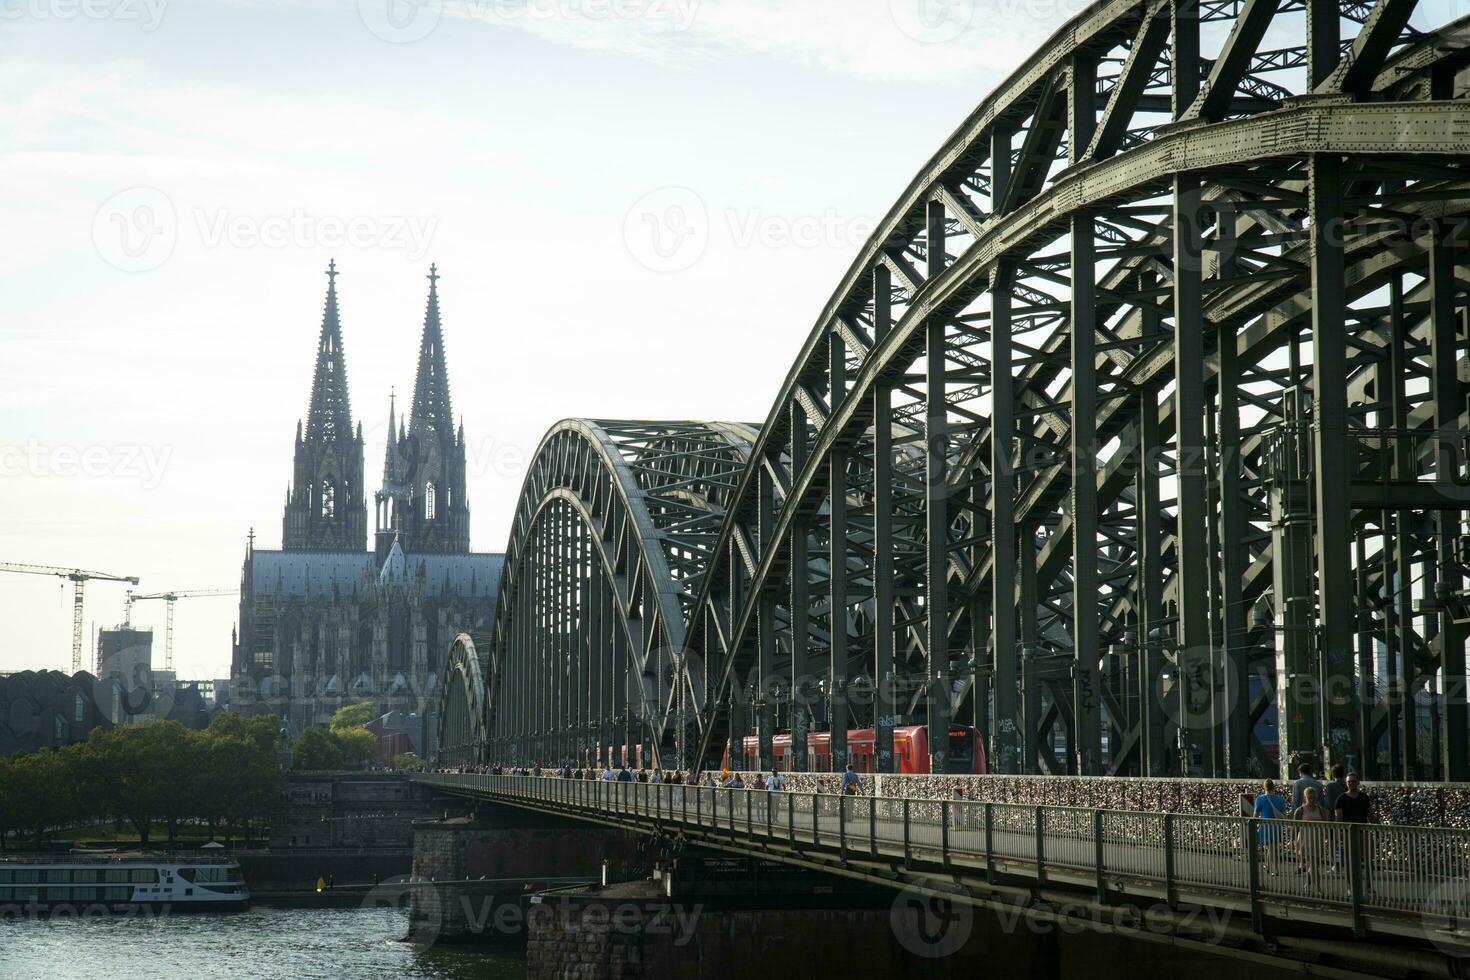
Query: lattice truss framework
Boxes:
[{"xmin": 473, "ymin": 0, "xmax": 1470, "ymax": 781}]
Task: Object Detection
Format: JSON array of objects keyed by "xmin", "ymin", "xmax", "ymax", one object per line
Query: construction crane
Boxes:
[
  {"xmin": 0, "ymin": 562, "xmax": 141, "ymax": 673},
  {"xmin": 124, "ymin": 589, "xmax": 235, "ymax": 671}
]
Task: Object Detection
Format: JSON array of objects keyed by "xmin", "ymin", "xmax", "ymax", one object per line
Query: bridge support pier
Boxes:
[
  {"xmin": 407, "ymin": 804, "xmax": 648, "ymax": 946},
  {"xmin": 522, "ymin": 851, "xmax": 1271, "ymax": 980}
]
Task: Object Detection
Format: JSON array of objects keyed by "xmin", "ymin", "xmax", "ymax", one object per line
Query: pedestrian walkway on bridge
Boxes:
[{"xmin": 415, "ymin": 772, "xmax": 1470, "ymax": 965}]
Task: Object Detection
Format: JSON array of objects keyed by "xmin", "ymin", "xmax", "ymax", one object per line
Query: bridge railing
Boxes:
[{"xmin": 415, "ymin": 773, "xmax": 1470, "ymax": 935}]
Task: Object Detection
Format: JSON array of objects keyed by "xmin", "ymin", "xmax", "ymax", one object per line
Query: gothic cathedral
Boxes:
[{"xmin": 231, "ymin": 263, "xmax": 503, "ymax": 749}]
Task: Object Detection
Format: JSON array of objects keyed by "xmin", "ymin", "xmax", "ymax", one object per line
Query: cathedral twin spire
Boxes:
[
  {"xmin": 283, "ymin": 261, "xmax": 470, "ymax": 559},
  {"xmin": 305, "ymin": 260, "xmax": 354, "ymax": 443}
]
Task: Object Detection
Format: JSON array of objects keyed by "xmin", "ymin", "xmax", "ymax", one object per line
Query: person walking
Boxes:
[
  {"xmin": 769, "ymin": 770, "xmax": 784, "ymax": 791},
  {"xmin": 1292, "ymin": 786, "xmax": 1333, "ymax": 880},
  {"xmin": 840, "ymin": 763, "xmax": 862, "ymax": 796},
  {"xmin": 1253, "ymin": 778, "xmax": 1290, "ymax": 875},
  {"xmin": 1332, "ymin": 772, "xmax": 1375, "ymax": 824},
  {"xmin": 1289, "ymin": 762, "xmax": 1324, "ymax": 813},
  {"xmin": 1333, "ymin": 772, "xmax": 1377, "ymax": 894}
]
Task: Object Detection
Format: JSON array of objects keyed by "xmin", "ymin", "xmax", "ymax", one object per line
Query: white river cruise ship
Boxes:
[{"xmin": 0, "ymin": 852, "xmax": 249, "ymax": 911}]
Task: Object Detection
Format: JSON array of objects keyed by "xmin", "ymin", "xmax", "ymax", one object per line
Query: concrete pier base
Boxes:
[
  {"xmin": 521, "ymin": 854, "xmax": 1266, "ymax": 980},
  {"xmin": 407, "ymin": 805, "xmax": 648, "ymax": 946}
]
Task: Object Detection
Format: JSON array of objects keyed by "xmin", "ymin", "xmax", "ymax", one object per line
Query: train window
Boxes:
[{"xmin": 947, "ymin": 731, "xmax": 973, "ymax": 773}]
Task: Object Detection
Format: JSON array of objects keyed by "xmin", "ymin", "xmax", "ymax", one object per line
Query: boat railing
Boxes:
[{"xmin": 0, "ymin": 851, "xmax": 240, "ymax": 866}]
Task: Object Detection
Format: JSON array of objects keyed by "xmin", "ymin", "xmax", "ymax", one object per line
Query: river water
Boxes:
[{"xmin": 0, "ymin": 906, "xmax": 527, "ymax": 979}]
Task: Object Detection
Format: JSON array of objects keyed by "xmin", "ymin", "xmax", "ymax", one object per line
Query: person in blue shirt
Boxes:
[
  {"xmin": 616, "ymin": 765, "xmax": 634, "ymax": 782},
  {"xmin": 768, "ymin": 770, "xmax": 784, "ymax": 791},
  {"xmin": 1288, "ymin": 762, "xmax": 1324, "ymax": 812},
  {"xmin": 840, "ymin": 763, "xmax": 862, "ymax": 796},
  {"xmin": 1252, "ymin": 778, "xmax": 1290, "ymax": 874}
]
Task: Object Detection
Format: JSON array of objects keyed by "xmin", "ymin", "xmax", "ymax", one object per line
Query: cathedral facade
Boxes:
[{"xmin": 231, "ymin": 263, "xmax": 503, "ymax": 744}]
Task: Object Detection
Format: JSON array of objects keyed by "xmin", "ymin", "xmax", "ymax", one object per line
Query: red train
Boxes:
[{"xmin": 728, "ymin": 725, "xmax": 986, "ymax": 774}]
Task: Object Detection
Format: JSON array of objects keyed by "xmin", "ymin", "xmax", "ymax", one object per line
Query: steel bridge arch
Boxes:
[
  {"xmin": 452, "ymin": 1, "xmax": 1470, "ymax": 784},
  {"xmin": 482, "ymin": 419, "xmax": 764, "ymax": 766},
  {"xmin": 437, "ymin": 633, "xmax": 489, "ymax": 767},
  {"xmin": 677, "ymin": 1, "xmax": 1470, "ymax": 781}
]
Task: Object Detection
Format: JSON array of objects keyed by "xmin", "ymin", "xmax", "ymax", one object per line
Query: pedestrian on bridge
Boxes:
[
  {"xmin": 1252, "ymin": 779, "xmax": 1290, "ymax": 875},
  {"xmin": 1323, "ymin": 764, "xmax": 1348, "ymax": 813},
  {"xmin": 1333, "ymin": 773, "xmax": 1378, "ymax": 895},
  {"xmin": 769, "ymin": 770, "xmax": 784, "ymax": 791},
  {"xmin": 1291, "ymin": 786, "xmax": 1332, "ymax": 881},
  {"xmin": 1289, "ymin": 763, "xmax": 1324, "ymax": 813},
  {"xmin": 841, "ymin": 763, "xmax": 862, "ymax": 796}
]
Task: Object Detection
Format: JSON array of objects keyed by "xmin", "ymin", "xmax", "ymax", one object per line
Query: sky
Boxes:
[{"xmin": 3, "ymin": 0, "xmax": 1462, "ymax": 680}]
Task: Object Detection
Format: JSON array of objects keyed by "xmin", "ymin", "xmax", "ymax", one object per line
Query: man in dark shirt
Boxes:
[
  {"xmin": 1323, "ymin": 764, "xmax": 1348, "ymax": 812},
  {"xmin": 1333, "ymin": 772, "xmax": 1374, "ymax": 823}
]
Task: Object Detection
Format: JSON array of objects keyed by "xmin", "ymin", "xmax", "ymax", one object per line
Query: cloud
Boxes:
[{"xmin": 395, "ymin": 0, "xmax": 1083, "ymax": 82}]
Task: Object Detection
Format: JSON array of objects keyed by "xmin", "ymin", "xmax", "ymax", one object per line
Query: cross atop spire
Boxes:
[
  {"xmin": 327, "ymin": 258, "xmax": 338, "ymax": 286},
  {"xmin": 427, "ymin": 263, "xmax": 438, "ymax": 288}
]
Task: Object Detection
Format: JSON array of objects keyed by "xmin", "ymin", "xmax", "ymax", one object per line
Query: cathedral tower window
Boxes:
[
  {"xmin": 425, "ymin": 482, "xmax": 436, "ymax": 520},
  {"xmin": 321, "ymin": 479, "xmax": 336, "ymax": 519}
]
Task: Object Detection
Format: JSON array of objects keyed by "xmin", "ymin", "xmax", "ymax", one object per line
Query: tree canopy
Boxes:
[
  {"xmin": 290, "ymin": 724, "xmax": 377, "ymax": 770},
  {"xmin": 0, "ymin": 714, "xmax": 283, "ymax": 850},
  {"xmin": 329, "ymin": 701, "xmax": 378, "ymax": 730}
]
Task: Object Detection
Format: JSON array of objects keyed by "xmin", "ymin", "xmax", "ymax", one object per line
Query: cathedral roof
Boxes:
[
  {"xmin": 247, "ymin": 549, "xmax": 503, "ymax": 599},
  {"xmin": 379, "ymin": 537, "xmax": 407, "ymax": 585}
]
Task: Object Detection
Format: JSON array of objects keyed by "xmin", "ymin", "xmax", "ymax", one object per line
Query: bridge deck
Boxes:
[{"xmin": 416, "ymin": 773, "xmax": 1470, "ymax": 954}]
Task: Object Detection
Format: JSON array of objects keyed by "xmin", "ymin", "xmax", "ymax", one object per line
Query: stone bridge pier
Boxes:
[{"xmin": 407, "ymin": 802, "xmax": 651, "ymax": 945}]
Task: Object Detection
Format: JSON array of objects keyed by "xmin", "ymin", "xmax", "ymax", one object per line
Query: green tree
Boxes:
[
  {"xmin": 83, "ymin": 723, "xmax": 182, "ymax": 848},
  {"xmin": 0, "ymin": 754, "xmax": 14, "ymax": 850},
  {"xmin": 334, "ymin": 727, "xmax": 377, "ymax": 769},
  {"xmin": 196, "ymin": 714, "xmax": 282, "ymax": 844},
  {"xmin": 8, "ymin": 749, "xmax": 75, "ymax": 847},
  {"xmin": 330, "ymin": 702, "xmax": 377, "ymax": 730},
  {"xmin": 393, "ymin": 752, "xmax": 425, "ymax": 772},
  {"xmin": 291, "ymin": 726, "xmax": 345, "ymax": 770}
]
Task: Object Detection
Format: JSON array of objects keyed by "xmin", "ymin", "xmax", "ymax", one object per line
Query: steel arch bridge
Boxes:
[{"xmin": 462, "ymin": 0, "xmax": 1470, "ymax": 782}]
